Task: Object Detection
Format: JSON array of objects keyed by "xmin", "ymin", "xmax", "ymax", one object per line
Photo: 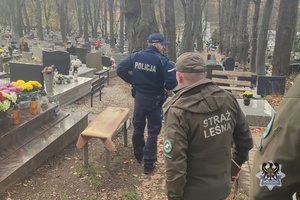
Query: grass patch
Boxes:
[
  {"xmin": 58, "ymin": 192, "xmax": 68, "ymax": 200},
  {"xmin": 86, "ymin": 194, "xmax": 98, "ymax": 200},
  {"xmin": 122, "ymin": 190, "xmax": 140, "ymax": 200},
  {"xmin": 75, "ymin": 165, "xmax": 104, "ymax": 189}
]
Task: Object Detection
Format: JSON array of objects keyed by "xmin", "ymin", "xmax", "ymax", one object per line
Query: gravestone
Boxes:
[
  {"xmin": 86, "ymin": 52, "xmax": 102, "ymax": 69},
  {"xmin": 32, "ymin": 47, "xmax": 43, "ymax": 59},
  {"xmin": 207, "ymin": 54, "xmax": 216, "ymax": 61},
  {"xmin": 75, "ymin": 48, "xmax": 88, "ymax": 64},
  {"xmin": 257, "ymin": 75, "xmax": 286, "ymax": 97},
  {"xmin": 66, "ymin": 44, "xmax": 76, "ymax": 55},
  {"xmin": 22, "ymin": 52, "xmax": 33, "ymax": 61},
  {"xmin": 102, "ymin": 56, "xmax": 112, "ymax": 68},
  {"xmin": 9, "ymin": 62, "xmax": 44, "ymax": 88},
  {"xmin": 237, "ymin": 99, "xmax": 275, "ymax": 127},
  {"xmin": 113, "ymin": 53, "xmax": 128, "ymax": 66},
  {"xmin": 223, "ymin": 57, "xmax": 235, "ymax": 71},
  {"xmin": 43, "ymin": 51, "xmax": 70, "ymax": 75}
]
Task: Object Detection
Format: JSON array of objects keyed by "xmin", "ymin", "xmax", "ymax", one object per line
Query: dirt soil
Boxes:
[{"xmin": 1, "ymin": 52, "xmax": 286, "ymax": 200}]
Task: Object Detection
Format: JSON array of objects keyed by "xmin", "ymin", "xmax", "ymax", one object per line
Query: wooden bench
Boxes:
[
  {"xmin": 212, "ymin": 70, "xmax": 252, "ymax": 93},
  {"xmin": 90, "ymin": 76, "xmax": 106, "ymax": 107},
  {"xmin": 76, "ymin": 107, "xmax": 130, "ymax": 169}
]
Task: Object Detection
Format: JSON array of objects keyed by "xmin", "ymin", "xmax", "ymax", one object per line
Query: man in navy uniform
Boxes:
[{"xmin": 117, "ymin": 33, "xmax": 177, "ymax": 174}]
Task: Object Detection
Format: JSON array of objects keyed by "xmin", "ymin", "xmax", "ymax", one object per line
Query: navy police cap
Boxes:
[{"xmin": 147, "ymin": 33, "xmax": 170, "ymax": 45}]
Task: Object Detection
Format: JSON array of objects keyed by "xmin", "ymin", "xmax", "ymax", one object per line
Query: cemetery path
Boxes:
[
  {"xmin": 1, "ymin": 63, "xmax": 286, "ymax": 200},
  {"xmin": 0, "ymin": 76, "xmax": 249, "ymax": 200}
]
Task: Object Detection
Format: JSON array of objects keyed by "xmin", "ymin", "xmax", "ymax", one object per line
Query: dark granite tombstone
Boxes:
[
  {"xmin": 257, "ymin": 75, "xmax": 286, "ymax": 97},
  {"xmin": 42, "ymin": 51, "xmax": 70, "ymax": 75},
  {"xmin": 82, "ymin": 43, "xmax": 92, "ymax": 52},
  {"xmin": 66, "ymin": 44, "xmax": 76, "ymax": 55},
  {"xmin": 223, "ymin": 57, "xmax": 235, "ymax": 71},
  {"xmin": 288, "ymin": 62, "xmax": 300, "ymax": 75},
  {"xmin": 9, "ymin": 62, "xmax": 44, "ymax": 88},
  {"xmin": 75, "ymin": 48, "xmax": 88, "ymax": 64},
  {"xmin": 101, "ymin": 56, "xmax": 112, "ymax": 67}
]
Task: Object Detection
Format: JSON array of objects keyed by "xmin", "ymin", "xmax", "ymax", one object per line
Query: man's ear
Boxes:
[{"xmin": 176, "ymin": 71, "xmax": 183, "ymax": 83}]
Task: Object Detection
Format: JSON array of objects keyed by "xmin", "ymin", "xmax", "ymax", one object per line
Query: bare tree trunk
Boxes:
[
  {"xmin": 236, "ymin": 0, "xmax": 250, "ymax": 65},
  {"xmin": 118, "ymin": 0, "xmax": 124, "ymax": 52},
  {"xmin": 249, "ymin": 0, "xmax": 261, "ymax": 72},
  {"xmin": 56, "ymin": 0, "xmax": 68, "ymax": 43},
  {"xmin": 180, "ymin": 0, "xmax": 195, "ymax": 54},
  {"xmin": 138, "ymin": 0, "xmax": 159, "ymax": 50},
  {"xmin": 23, "ymin": 1, "xmax": 31, "ymax": 35},
  {"xmin": 256, "ymin": 0, "xmax": 274, "ymax": 75},
  {"xmin": 221, "ymin": 0, "xmax": 231, "ymax": 56},
  {"xmin": 165, "ymin": 0, "xmax": 176, "ymax": 61},
  {"xmin": 124, "ymin": 0, "xmax": 158, "ymax": 52},
  {"xmin": 16, "ymin": 0, "xmax": 24, "ymax": 39},
  {"xmin": 42, "ymin": 0, "xmax": 52, "ymax": 35},
  {"xmin": 158, "ymin": 0, "xmax": 166, "ymax": 37},
  {"xmin": 83, "ymin": 0, "xmax": 89, "ymax": 43},
  {"xmin": 75, "ymin": 0, "xmax": 83, "ymax": 37},
  {"xmin": 273, "ymin": 0, "xmax": 299, "ymax": 76},
  {"xmin": 36, "ymin": 0, "xmax": 44, "ymax": 40},
  {"xmin": 228, "ymin": 0, "xmax": 238, "ymax": 59},
  {"xmin": 199, "ymin": 0, "xmax": 208, "ymax": 52},
  {"xmin": 104, "ymin": 0, "xmax": 108, "ymax": 39},
  {"xmin": 8, "ymin": 0, "xmax": 17, "ymax": 39},
  {"xmin": 124, "ymin": 0, "xmax": 141, "ymax": 52},
  {"xmin": 109, "ymin": 0, "xmax": 115, "ymax": 49}
]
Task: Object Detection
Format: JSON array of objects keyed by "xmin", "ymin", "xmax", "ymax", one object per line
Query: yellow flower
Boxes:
[
  {"xmin": 243, "ymin": 91, "xmax": 253, "ymax": 98},
  {"xmin": 12, "ymin": 80, "xmax": 42, "ymax": 92}
]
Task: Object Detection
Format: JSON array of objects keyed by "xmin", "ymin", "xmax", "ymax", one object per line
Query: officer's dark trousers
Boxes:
[{"xmin": 132, "ymin": 92, "xmax": 162, "ymax": 167}]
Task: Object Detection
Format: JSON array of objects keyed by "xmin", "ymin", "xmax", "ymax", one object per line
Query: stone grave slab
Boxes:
[
  {"xmin": 237, "ymin": 99, "xmax": 275, "ymax": 127},
  {"xmin": 32, "ymin": 47, "xmax": 43, "ymax": 59}
]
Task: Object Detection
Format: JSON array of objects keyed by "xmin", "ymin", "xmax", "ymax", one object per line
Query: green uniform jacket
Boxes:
[
  {"xmin": 250, "ymin": 75, "xmax": 300, "ymax": 200},
  {"xmin": 163, "ymin": 79, "xmax": 253, "ymax": 200}
]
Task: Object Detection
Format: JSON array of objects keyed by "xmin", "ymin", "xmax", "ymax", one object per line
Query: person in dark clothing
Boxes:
[
  {"xmin": 250, "ymin": 74, "xmax": 300, "ymax": 200},
  {"xmin": 163, "ymin": 52, "xmax": 253, "ymax": 199},
  {"xmin": 117, "ymin": 33, "xmax": 177, "ymax": 174}
]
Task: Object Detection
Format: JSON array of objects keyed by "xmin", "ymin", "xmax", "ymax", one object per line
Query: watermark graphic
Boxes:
[{"xmin": 256, "ymin": 161, "xmax": 285, "ymax": 190}]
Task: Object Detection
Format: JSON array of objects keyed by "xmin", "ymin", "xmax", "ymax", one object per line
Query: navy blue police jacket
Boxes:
[{"xmin": 117, "ymin": 45, "xmax": 177, "ymax": 96}]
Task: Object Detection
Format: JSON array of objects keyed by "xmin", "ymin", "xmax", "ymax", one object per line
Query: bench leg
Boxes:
[
  {"xmin": 123, "ymin": 121, "xmax": 128, "ymax": 147},
  {"xmin": 105, "ymin": 149, "xmax": 110, "ymax": 170},
  {"xmin": 84, "ymin": 143, "xmax": 89, "ymax": 166}
]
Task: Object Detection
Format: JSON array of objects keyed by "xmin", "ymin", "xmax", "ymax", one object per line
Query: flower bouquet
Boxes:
[
  {"xmin": 12, "ymin": 80, "xmax": 42, "ymax": 108},
  {"xmin": 0, "ymin": 83, "xmax": 22, "ymax": 113},
  {"xmin": 42, "ymin": 65, "xmax": 55, "ymax": 74},
  {"xmin": 71, "ymin": 59, "xmax": 82, "ymax": 74}
]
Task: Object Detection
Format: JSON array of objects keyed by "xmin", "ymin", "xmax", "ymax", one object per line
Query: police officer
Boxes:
[
  {"xmin": 250, "ymin": 75, "xmax": 300, "ymax": 200},
  {"xmin": 117, "ymin": 33, "xmax": 177, "ymax": 174},
  {"xmin": 163, "ymin": 52, "xmax": 253, "ymax": 199}
]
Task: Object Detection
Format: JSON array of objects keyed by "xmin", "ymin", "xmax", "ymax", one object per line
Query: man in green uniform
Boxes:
[
  {"xmin": 163, "ymin": 52, "xmax": 253, "ymax": 200},
  {"xmin": 250, "ymin": 75, "xmax": 300, "ymax": 200}
]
